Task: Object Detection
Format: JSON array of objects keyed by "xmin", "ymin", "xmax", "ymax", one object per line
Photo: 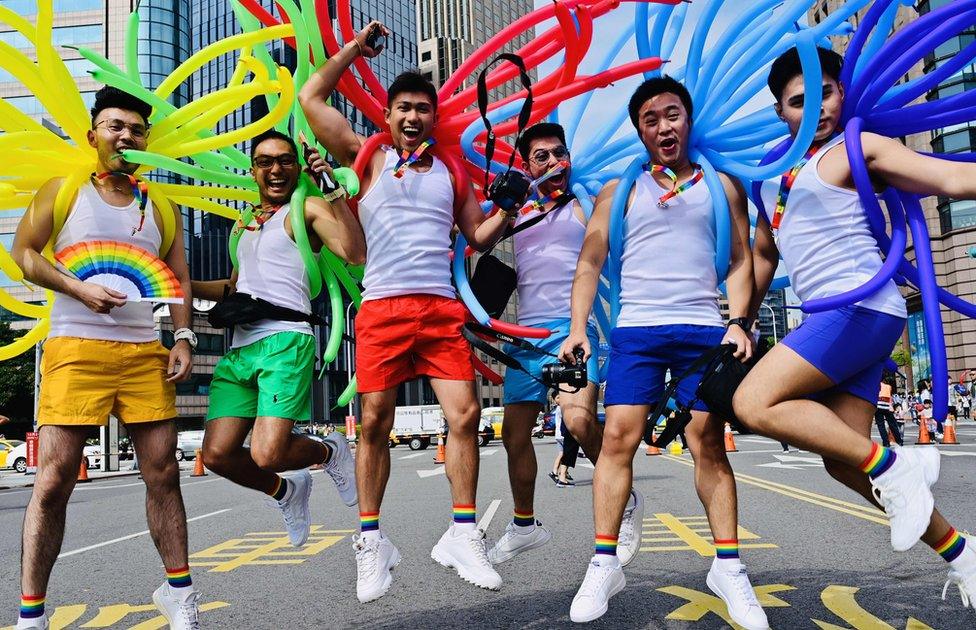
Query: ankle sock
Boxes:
[
  {"xmin": 714, "ymin": 538, "xmax": 740, "ymax": 561},
  {"xmin": 859, "ymin": 443, "xmax": 896, "ymax": 478},
  {"xmin": 19, "ymin": 594, "xmax": 44, "ymax": 620},
  {"xmin": 360, "ymin": 511, "xmax": 379, "ymax": 533},
  {"xmin": 453, "ymin": 504, "xmax": 476, "ymax": 531},
  {"xmin": 935, "ymin": 528, "xmax": 967, "ymax": 563},
  {"xmin": 269, "ymin": 475, "xmax": 289, "ymax": 501}
]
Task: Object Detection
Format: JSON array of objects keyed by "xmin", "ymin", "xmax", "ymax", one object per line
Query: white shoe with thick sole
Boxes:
[
  {"xmin": 870, "ymin": 446, "xmax": 939, "ymax": 551},
  {"xmin": 354, "ymin": 533, "xmax": 401, "ymax": 603},
  {"xmin": 431, "ymin": 525, "xmax": 503, "ymax": 590},
  {"xmin": 266, "ymin": 470, "xmax": 312, "ymax": 547},
  {"xmin": 488, "ymin": 521, "xmax": 552, "ymax": 564},
  {"xmin": 152, "ymin": 583, "xmax": 201, "ymax": 630},
  {"xmin": 323, "ymin": 431, "xmax": 358, "ymax": 507}
]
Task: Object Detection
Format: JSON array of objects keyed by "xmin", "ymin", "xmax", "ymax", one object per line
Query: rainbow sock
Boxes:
[
  {"xmin": 714, "ymin": 538, "xmax": 740, "ymax": 560},
  {"xmin": 453, "ymin": 504, "xmax": 476, "ymax": 525},
  {"xmin": 595, "ymin": 534, "xmax": 618, "ymax": 556},
  {"xmin": 360, "ymin": 511, "xmax": 379, "ymax": 533},
  {"xmin": 859, "ymin": 443, "xmax": 896, "ymax": 478},
  {"xmin": 19, "ymin": 594, "xmax": 44, "ymax": 620},
  {"xmin": 166, "ymin": 565, "xmax": 192, "ymax": 589},
  {"xmin": 935, "ymin": 528, "xmax": 966, "ymax": 562},
  {"xmin": 513, "ymin": 510, "xmax": 534, "ymax": 528},
  {"xmin": 269, "ymin": 476, "xmax": 287, "ymax": 501}
]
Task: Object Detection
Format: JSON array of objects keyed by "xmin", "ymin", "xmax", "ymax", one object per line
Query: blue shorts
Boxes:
[
  {"xmin": 502, "ymin": 319, "xmax": 600, "ymax": 406},
  {"xmin": 782, "ymin": 305, "xmax": 906, "ymax": 403},
  {"xmin": 604, "ymin": 324, "xmax": 727, "ymax": 410}
]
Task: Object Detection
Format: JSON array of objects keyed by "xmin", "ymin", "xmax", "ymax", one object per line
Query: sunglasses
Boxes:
[
  {"xmin": 530, "ymin": 146, "xmax": 570, "ymax": 166},
  {"xmin": 94, "ymin": 119, "xmax": 149, "ymax": 139},
  {"xmin": 252, "ymin": 154, "xmax": 298, "ymax": 169}
]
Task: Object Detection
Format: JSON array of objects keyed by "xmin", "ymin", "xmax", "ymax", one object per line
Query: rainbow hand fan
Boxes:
[{"xmin": 55, "ymin": 240, "xmax": 185, "ymax": 304}]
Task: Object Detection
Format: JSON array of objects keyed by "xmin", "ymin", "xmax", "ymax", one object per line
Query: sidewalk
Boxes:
[{"xmin": 0, "ymin": 461, "xmax": 196, "ymax": 490}]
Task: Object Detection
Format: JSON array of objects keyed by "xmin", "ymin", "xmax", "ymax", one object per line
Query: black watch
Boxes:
[{"xmin": 727, "ymin": 317, "xmax": 752, "ymax": 331}]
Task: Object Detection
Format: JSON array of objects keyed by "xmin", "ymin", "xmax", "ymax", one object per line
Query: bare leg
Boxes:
[
  {"xmin": 357, "ymin": 388, "xmax": 398, "ymax": 516},
  {"xmin": 560, "ymin": 382, "xmax": 603, "ymax": 464},
  {"xmin": 683, "ymin": 411, "xmax": 738, "ymax": 541},
  {"xmin": 127, "ymin": 420, "xmax": 188, "ymax": 571},
  {"xmin": 501, "ymin": 402, "xmax": 542, "ymax": 515},
  {"xmin": 202, "ymin": 417, "xmax": 276, "ymax": 494},
  {"xmin": 20, "ymin": 426, "xmax": 88, "ymax": 595},
  {"xmin": 593, "ymin": 404, "xmax": 649, "ymax": 537},
  {"xmin": 249, "ymin": 416, "xmax": 330, "ymax": 472},
  {"xmin": 429, "ymin": 378, "xmax": 481, "ymax": 507}
]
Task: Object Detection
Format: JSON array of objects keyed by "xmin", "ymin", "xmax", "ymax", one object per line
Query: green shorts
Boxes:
[{"xmin": 207, "ymin": 331, "xmax": 315, "ymax": 422}]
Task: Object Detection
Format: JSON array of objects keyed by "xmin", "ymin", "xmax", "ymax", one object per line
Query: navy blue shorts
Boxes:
[
  {"xmin": 782, "ymin": 305, "xmax": 906, "ymax": 403},
  {"xmin": 604, "ymin": 324, "xmax": 727, "ymax": 410}
]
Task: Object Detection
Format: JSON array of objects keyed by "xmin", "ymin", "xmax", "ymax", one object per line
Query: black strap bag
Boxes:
[{"xmin": 207, "ymin": 291, "xmax": 324, "ymax": 329}]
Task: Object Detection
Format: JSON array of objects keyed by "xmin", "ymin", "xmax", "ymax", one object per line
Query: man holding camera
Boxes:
[
  {"xmin": 559, "ymin": 77, "xmax": 762, "ymax": 627},
  {"xmin": 488, "ymin": 123, "xmax": 644, "ymax": 570},
  {"xmin": 300, "ymin": 22, "xmax": 522, "ymax": 602}
]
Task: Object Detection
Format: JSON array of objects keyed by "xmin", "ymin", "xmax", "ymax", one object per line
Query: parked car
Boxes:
[
  {"xmin": 0, "ymin": 439, "xmax": 24, "ymax": 469},
  {"xmin": 5, "ymin": 442, "xmax": 101, "ymax": 473},
  {"xmin": 175, "ymin": 430, "xmax": 205, "ymax": 461}
]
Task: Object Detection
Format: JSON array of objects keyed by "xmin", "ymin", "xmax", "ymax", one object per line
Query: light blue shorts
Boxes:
[{"xmin": 502, "ymin": 319, "xmax": 600, "ymax": 406}]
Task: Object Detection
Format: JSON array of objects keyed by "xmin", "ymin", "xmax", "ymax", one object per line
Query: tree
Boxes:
[
  {"xmin": 890, "ymin": 338, "xmax": 910, "ymax": 368},
  {"xmin": 0, "ymin": 321, "xmax": 35, "ymax": 421}
]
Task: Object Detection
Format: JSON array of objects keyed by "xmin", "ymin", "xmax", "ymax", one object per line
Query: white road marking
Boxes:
[
  {"xmin": 480, "ymin": 449, "xmax": 497, "ymax": 457},
  {"xmin": 478, "ymin": 499, "xmax": 501, "ymax": 531},
  {"xmin": 417, "ymin": 467, "xmax": 446, "ymax": 478},
  {"xmin": 577, "ymin": 460, "xmax": 594, "ymax": 469},
  {"xmin": 58, "ymin": 509, "xmax": 231, "ymax": 558},
  {"xmin": 941, "ymin": 451, "xmax": 976, "ymax": 457},
  {"xmin": 398, "ymin": 452, "xmax": 428, "ymax": 460}
]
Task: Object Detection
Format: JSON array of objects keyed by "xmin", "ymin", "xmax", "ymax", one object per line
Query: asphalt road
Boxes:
[{"xmin": 1, "ymin": 421, "xmax": 975, "ymax": 629}]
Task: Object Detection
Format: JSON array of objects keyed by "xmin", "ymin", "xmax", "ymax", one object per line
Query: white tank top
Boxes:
[
  {"xmin": 232, "ymin": 203, "xmax": 313, "ymax": 348},
  {"xmin": 777, "ymin": 135, "xmax": 906, "ymax": 318},
  {"xmin": 357, "ymin": 148, "xmax": 456, "ymax": 301},
  {"xmin": 49, "ymin": 182, "xmax": 161, "ymax": 342},
  {"xmin": 513, "ymin": 199, "xmax": 586, "ymax": 326},
  {"xmin": 617, "ymin": 171, "xmax": 723, "ymax": 327}
]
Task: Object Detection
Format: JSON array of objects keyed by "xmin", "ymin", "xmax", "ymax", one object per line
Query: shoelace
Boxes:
[
  {"xmin": 179, "ymin": 592, "xmax": 201, "ymax": 629},
  {"xmin": 619, "ymin": 508, "xmax": 635, "ymax": 546},
  {"xmin": 466, "ymin": 531, "xmax": 493, "ymax": 567},
  {"xmin": 354, "ymin": 538, "xmax": 380, "ymax": 581},
  {"xmin": 578, "ymin": 561, "xmax": 612, "ymax": 598},
  {"xmin": 942, "ymin": 573, "xmax": 972, "ymax": 608},
  {"xmin": 728, "ymin": 568, "xmax": 761, "ymax": 606}
]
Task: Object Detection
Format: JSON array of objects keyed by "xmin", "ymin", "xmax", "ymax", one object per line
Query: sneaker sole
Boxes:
[
  {"xmin": 570, "ymin": 573, "xmax": 625, "ymax": 623},
  {"xmin": 358, "ymin": 548, "xmax": 402, "ymax": 603},
  {"xmin": 289, "ymin": 473, "xmax": 314, "ymax": 547},
  {"xmin": 431, "ymin": 545, "xmax": 502, "ymax": 590},
  {"xmin": 706, "ymin": 571, "xmax": 770, "ymax": 630},
  {"xmin": 490, "ymin": 529, "xmax": 553, "ymax": 565}
]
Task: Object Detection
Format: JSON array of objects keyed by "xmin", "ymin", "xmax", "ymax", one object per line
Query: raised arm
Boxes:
[
  {"xmin": 306, "ymin": 195, "xmax": 366, "ymax": 265},
  {"xmin": 863, "ymin": 132, "xmax": 976, "ymax": 199},
  {"xmin": 298, "ymin": 22, "xmax": 387, "ymax": 167}
]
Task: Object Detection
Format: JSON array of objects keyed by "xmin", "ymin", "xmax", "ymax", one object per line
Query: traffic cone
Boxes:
[
  {"xmin": 191, "ymin": 449, "xmax": 207, "ymax": 477},
  {"xmin": 723, "ymin": 423, "xmax": 738, "ymax": 452},
  {"xmin": 646, "ymin": 442, "xmax": 661, "ymax": 456},
  {"xmin": 943, "ymin": 417, "xmax": 959, "ymax": 445},
  {"xmin": 433, "ymin": 433, "xmax": 446, "ymax": 464},
  {"xmin": 76, "ymin": 458, "xmax": 91, "ymax": 483},
  {"xmin": 916, "ymin": 420, "xmax": 932, "ymax": 445}
]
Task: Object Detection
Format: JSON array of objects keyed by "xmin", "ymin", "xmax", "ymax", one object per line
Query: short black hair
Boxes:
[
  {"xmin": 387, "ymin": 71, "xmax": 438, "ymax": 110},
  {"xmin": 90, "ymin": 86, "xmax": 152, "ymax": 126},
  {"xmin": 767, "ymin": 46, "xmax": 844, "ymax": 102},
  {"xmin": 627, "ymin": 76, "xmax": 694, "ymax": 130},
  {"xmin": 250, "ymin": 129, "xmax": 298, "ymax": 159},
  {"xmin": 517, "ymin": 122, "xmax": 567, "ymax": 161}
]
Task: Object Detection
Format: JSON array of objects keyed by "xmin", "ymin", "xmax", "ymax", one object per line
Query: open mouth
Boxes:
[
  {"xmin": 267, "ymin": 177, "xmax": 289, "ymax": 193},
  {"xmin": 659, "ymin": 137, "xmax": 678, "ymax": 152},
  {"xmin": 401, "ymin": 125, "xmax": 422, "ymax": 142}
]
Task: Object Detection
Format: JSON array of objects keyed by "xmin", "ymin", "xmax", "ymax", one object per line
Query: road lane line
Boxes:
[
  {"xmin": 58, "ymin": 509, "xmax": 232, "ymax": 558},
  {"xmin": 398, "ymin": 452, "xmax": 428, "ymax": 460},
  {"xmin": 478, "ymin": 499, "xmax": 501, "ymax": 531}
]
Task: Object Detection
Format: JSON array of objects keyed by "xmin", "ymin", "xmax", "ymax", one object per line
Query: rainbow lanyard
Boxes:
[
  {"xmin": 644, "ymin": 163, "xmax": 704, "ymax": 208},
  {"xmin": 391, "ymin": 138, "xmax": 435, "ymax": 178},
  {"xmin": 235, "ymin": 204, "xmax": 282, "ymax": 234},
  {"xmin": 523, "ymin": 160, "xmax": 570, "ymax": 212},
  {"xmin": 770, "ymin": 142, "xmax": 824, "ymax": 238},
  {"xmin": 93, "ymin": 172, "xmax": 149, "ymax": 235},
  {"xmin": 522, "ymin": 189, "xmax": 566, "ymax": 215}
]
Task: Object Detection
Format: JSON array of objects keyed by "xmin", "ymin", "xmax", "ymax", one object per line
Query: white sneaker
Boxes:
[
  {"xmin": 431, "ymin": 525, "xmax": 503, "ymax": 590},
  {"xmin": 706, "ymin": 558, "xmax": 770, "ymax": 630},
  {"xmin": 354, "ymin": 533, "xmax": 401, "ymax": 603},
  {"xmin": 152, "ymin": 583, "xmax": 201, "ymax": 630},
  {"xmin": 265, "ymin": 470, "xmax": 312, "ymax": 547},
  {"xmin": 943, "ymin": 535, "xmax": 976, "ymax": 611},
  {"xmin": 870, "ymin": 446, "xmax": 939, "ymax": 551},
  {"xmin": 323, "ymin": 431, "xmax": 358, "ymax": 507},
  {"xmin": 488, "ymin": 521, "xmax": 552, "ymax": 564},
  {"xmin": 617, "ymin": 488, "xmax": 644, "ymax": 566},
  {"xmin": 15, "ymin": 616, "xmax": 48, "ymax": 629},
  {"xmin": 569, "ymin": 558, "xmax": 626, "ymax": 623}
]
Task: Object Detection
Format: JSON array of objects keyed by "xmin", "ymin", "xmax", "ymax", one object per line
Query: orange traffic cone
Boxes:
[
  {"xmin": 191, "ymin": 449, "xmax": 207, "ymax": 477},
  {"xmin": 943, "ymin": 417, "xmax": 959, "ymax": 445},
  {"xmin": 76, "ymin": 458, "xmax": 91, "ymax": 483},
  {"xmin": 433, "ymin": 433, "xmax": 446, "ymax": 464},
  {"xmin": 723, "ymin": 423, "xmax": 738, "ymax": 453},
  {"xmin": 916, "ymin": 419, "xmax": 932, "ymax": 445}
]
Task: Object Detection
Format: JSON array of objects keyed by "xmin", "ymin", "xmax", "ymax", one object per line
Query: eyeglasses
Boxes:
[
  {"xmin": 530, "ymin": 146, "xmax": 570, "ymax": 166},
  {"xmin": 252, "ymin": 154, "xmax": 298, "ymax": 169},
  {"xmin": 94, "ymin": 119, "xmax": 149, "ymax": 139}
]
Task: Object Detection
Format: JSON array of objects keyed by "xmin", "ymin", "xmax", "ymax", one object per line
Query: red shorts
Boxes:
[{"xmin": 355, "ymin": 294, "xmax": 475, "ymax": 393}]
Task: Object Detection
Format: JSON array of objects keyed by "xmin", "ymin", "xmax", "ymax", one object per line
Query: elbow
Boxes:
[
  {"xmin": 297, "ymin": 83, "xmax": 318, "ymax": 110},
  {"xmin": 348, "ymin": 249, "xmax": 366, "ymax": 266}
]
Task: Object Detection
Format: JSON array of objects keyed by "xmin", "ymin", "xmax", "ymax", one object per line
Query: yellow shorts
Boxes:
[{"xmin": 38, "ymin": 337, "xmax": 177, "ymax": 426}]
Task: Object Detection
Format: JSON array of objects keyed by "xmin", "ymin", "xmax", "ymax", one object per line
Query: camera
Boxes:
[
  {"xmin": 365, "ymin": 24, "xmax": 386, "ymax": 52},
  {"xmin": 487, "ymin": 169, "xmax": 531, "ymax": 213},
  {"xmin": 541, "ymin": 347, "xmax": 587, "ymax": 389}
]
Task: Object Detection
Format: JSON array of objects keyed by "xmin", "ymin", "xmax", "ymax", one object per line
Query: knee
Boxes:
[
  {"xmin": 32, "ymin": 466, "xmax": 76, "ymax": 509},
  {"xmin": 202, "ymin": 443, "xmax": 233, "ymax": 475},
  {"xmin": 359, "ymin": 417, "xmax": 392, "ymax": 444},
  {"xmin": 140, "ymin": 454, "xmax": 180, "ymax": 487},
  {"xmin": 600, "ymin": 423, "xmax": 640, "ymax": 458},
  {"xmin": 250, "ymin": 441, "xmax": 287, "ymax": 471},
  {"xmin": 732, "ymin": 386, "xmax": 771, "ymax": 431}
]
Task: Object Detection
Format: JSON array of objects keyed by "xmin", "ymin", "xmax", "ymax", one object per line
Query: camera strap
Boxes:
[
  {"xmin": 461, "ymin": 323, "xmax": 580, "ymax": 394},
  {"xmin": 477, "ymin": 53, "xmax": 533, "ymax": 191}
]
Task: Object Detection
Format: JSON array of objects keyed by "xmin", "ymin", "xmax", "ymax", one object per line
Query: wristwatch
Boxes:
[
  {"xmin": 726, "ymin": 317, "xmax": 752, "ymax": 332},
  {"xmin": 173, "ymin": 327, "xmax": 198, "ymax": 350}
]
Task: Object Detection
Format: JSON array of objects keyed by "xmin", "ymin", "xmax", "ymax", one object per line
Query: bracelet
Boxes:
[
  {"xmin": 323, "ymin": 187, "xmax": 348, "ymax": 202},
  {"xmin": 350, "ymin": 39, "xmax": 363, "ymax": 55}
]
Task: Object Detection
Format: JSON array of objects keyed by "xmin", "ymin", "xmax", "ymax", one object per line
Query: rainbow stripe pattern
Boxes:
[
  {"xmin": 55, "ymin": 240, "xmax": 184, "ymax": 304},
  {"xmin": 595, "ymin": 534, "xmax": 618, "ymax": 556},
  {"xmin": 166, "ymin": 565, "xmax": 192, "ymax": 589},
  {"xmin": 935, "ymin": 528, "xmax": 966, "ymax": 562},
  {"xmin": 360, "ymin": 511, "xmax": 379, "ymax": 532},
  {"xmin": 513, "ymin": 510, "xmax": 534, "ymax": 528},
  {"xmin": 453, "ymin": 504, "xmax": 476, "ymax": 524},
  {"xmin": 859, "ymin": 443, "xmax": 896, "ymax": 478},
  {"xmin": 270, "ymin": 476, "xmax": 287, "ymax": 501},
  {"xmin": 19, "ymin": 594, "xmax": 44, "ymax": 619},
  {"xmin": 714, "ymin": 539, "xmax": 740, "ymax": 560}
]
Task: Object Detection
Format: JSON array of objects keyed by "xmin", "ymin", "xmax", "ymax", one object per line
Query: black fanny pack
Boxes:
[
  {"xmin": 645, "ymin": 344, "xmax": 756, "ymax": 448},
  {"xmin": 207, "ymin": 292, "xmax": 324, "ymax": 329}
]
